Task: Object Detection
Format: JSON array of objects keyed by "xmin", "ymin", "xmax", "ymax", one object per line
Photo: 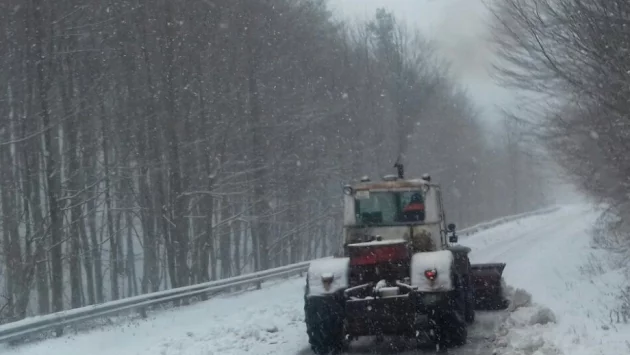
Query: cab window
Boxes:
[{"xmin": 354, "ymin": 190, "xmax": 425, "ymax": 225}]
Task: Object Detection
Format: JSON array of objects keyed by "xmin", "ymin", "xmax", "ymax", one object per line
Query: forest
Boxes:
[
  {"xmin": 0, "ymin": 0, "xmax": 551, "ymax": 323},
  {"xmin": 489, "ymin": 0, "xmax": 630, "ymax": 249}
]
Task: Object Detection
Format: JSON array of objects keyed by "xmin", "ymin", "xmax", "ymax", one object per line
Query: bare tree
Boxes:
[{"xmin": 0, "ymin": 0, "xmax": 553, "ymax": 323}]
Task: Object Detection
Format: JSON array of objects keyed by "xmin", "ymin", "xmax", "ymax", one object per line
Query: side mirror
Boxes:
[{"xmin": 447, "ymin": 223, "xmax": 457, "ymax": 243}]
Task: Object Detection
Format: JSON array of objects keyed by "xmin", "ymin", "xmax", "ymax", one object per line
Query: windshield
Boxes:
[{"xmin": 354, "ymin": 190, "xmax": 426, "ymax": 226}]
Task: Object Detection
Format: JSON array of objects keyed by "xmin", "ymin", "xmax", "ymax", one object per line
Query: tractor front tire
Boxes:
[
  {"xmin": 465, "ymin": 298, "xmax": 476, "ymax": 324},
  {"xmin": 432, "ymin": 299, "xmax": 468, "ymax": 348},
  {"xmin": 304, "ymin": 295, "xmax": 346, "ymax": 355},
  {"xmin": 445, "ymin": 312, "xmax": 468, "ymax": 347}
]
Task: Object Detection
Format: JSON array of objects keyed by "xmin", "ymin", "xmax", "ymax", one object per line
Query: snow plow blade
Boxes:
[{"xmin": 470, "ymin": 262, "xmax": 509, "ymax": 310}]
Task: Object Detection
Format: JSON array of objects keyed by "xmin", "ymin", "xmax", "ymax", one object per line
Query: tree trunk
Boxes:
[
  {"xmin": 60, "ymin": 52, "xmax": 83, "ymax": 309},
  {"xmin": 220, "ymin": 196, "xmax": 231, "ymax": 278},
  {"xmin": 101, "ymin": 102, "xmax": 119, "ymax": 301},
  {"xmin": 85, "ymin": 146, "xmax": 104, "ymax": 304},
  {"xmin": 246, "ymin": 39, "xmax": 269, "ymax": 271},
  {"xmin": 32, "ymin": 0, "xmax": 64, "ymax": 313},
  {"xmin": 163, "ymin": 0, "xmax": 189, "ymax": 289}
]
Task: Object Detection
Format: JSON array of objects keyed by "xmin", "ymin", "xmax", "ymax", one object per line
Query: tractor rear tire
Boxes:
[{"xmin": 305, "ymin": 296, "xmax": 346, "ymax": 355}]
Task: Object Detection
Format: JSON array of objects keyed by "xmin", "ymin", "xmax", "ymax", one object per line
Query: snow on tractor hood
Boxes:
[
  {"xmin": 307, "ymin": 257, "xmax": 350, "ymax": 296},
  {"xmin": 410, "ymin": 250, "xmax": 454, "ymax": 292},
  {"xmin": 346, "ymin": 238, "xmax": 407, "ymax": 247}
]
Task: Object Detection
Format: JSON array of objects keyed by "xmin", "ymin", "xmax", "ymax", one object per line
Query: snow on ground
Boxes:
[
  {"xmin": 2, "ymin": 204, "xmax": 629, "ymax": 355},
  {"xmin": 465, "ymin": 204, "xmax": 630, "ymax": 355},
  {"xmin": 1, "ymin": 277, "xmax": 310, "ymax": 355}
]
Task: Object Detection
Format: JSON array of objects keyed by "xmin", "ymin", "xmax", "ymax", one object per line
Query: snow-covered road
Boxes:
[{"xmin": 3, "ymin": 204, "xmax": 628, "ymax": 355}]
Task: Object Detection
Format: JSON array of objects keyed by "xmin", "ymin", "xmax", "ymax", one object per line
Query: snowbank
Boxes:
[
  {"xmin": 473, "ymin": 204, "xmax": 630, "ymax": 355},
  {"xmin": 494, "ymin": 287, "xmax": 561, "ymax": 355}
]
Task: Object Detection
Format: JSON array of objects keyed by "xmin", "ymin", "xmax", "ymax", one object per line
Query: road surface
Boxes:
[{"xmin": 5, "ymin": 204, "xmax": 620, "ymax": 355}]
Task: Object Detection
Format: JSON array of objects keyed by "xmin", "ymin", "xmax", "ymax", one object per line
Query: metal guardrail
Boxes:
[
  {"xmin": 457, "ymin": 205, "xmax": 560, "ymax": 237},
  {"xmin": 0, "ymin": 260, "xmax": 317, "ymax": 344},
  {"xmin": 0, "ymin": 205, "xmax": 560, "ymax": 345}
]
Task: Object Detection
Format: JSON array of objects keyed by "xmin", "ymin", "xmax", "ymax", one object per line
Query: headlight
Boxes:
[
  {"xmin": 321, "ymin": 273, "xmax": 334, "ymax": 291},
  {"xmin": 424, "ymin": 269, "xmax": 437, "ymax": 280}
]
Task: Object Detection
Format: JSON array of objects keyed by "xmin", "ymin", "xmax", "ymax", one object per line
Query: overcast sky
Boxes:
[
  {"xmin": 327, "ymin": 0, "xmax": 586, "ymax": 202},
  {"xmin": 327, "ymin": 0, "xmax": 514, "ymax": 126}
]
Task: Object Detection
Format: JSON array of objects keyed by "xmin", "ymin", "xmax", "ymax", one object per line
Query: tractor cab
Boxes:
[{"xmin": 341, "ymin": 171, "xmax": 456, "ymax": 255}]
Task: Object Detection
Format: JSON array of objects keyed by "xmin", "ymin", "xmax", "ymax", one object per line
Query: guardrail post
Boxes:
[
  {"xmin": 180, "ymin": 297, "xmax": 190, "ymax": 306},
  {"xmin": 256, "ymin": 281, "xmax": 262, "ymax": 290},
  {"xmin": 139, "ymin": 306, "xmax": 147, "ymax": 319},
  {"xmin": 55, "ymin": 326, "xmax": 63, "ymax": 338}
]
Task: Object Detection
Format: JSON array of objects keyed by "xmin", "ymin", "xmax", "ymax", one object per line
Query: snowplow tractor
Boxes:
[{"xmin": 303, "ymin": 163, "xmax": 509, "ymax": 354}]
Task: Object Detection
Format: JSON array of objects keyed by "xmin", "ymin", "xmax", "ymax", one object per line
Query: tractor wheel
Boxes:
[
  {"xmin": 465, "ymin": 282, "xmax": 476, "ymax": 323},
  {"xmin": 304, "ymin": 296, "xmax": 347, "ymax": 355},
  {"xmin": 465, "ymin": 296, "xmax": 476, "ymax": 324},
  {"xmin": 431, "ymin": 303, "xmax": 468, "ymax": 348},
  {"xmin": 445, "ymin": 312, "xmax": 468, "ymax": 347}
]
